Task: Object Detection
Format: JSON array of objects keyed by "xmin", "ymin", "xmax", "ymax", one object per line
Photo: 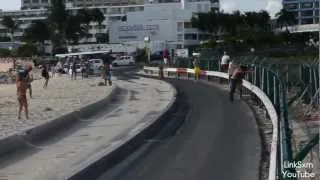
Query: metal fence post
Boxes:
[
  {"xmin": 267, "ymin": 71, "xmax": 270, "ymax": 96},
  {"xmin": 279, "ymin": 75, "xmax": 296, "ymax": 180},
  {"xmin": 261, "ymin": 68, "xmax": 265, "ymax": 90},
  {"xmin": 273, "ymin": 75, "xmax": 277, "ymax": 105}
]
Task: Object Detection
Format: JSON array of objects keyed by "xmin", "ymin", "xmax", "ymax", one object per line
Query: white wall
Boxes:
[{"xmin": 109, "ymin": 20, "xmax": 177, "ymax": 43}]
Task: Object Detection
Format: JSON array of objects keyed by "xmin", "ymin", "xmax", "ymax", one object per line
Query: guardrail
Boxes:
[{"xmin": 142, "ymin": 66, "xmax": 279, "ymax": 180}]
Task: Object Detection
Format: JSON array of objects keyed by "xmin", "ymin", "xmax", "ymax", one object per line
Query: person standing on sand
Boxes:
[
  {"xmin": 26, "ymin": 70, "xmax": 33, "ymax": 98},
  {"xmin": 42, "ymin": 65, "xmax": 50, "ymax": 89},
  {"xmin": 16, "ymin": 65, "xmax": 32, "ymax": 119}
]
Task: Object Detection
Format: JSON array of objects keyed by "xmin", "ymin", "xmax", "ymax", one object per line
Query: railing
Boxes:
[{"xmin": 142, "ymin": 62, "xmax": 296, "ymax": 180}]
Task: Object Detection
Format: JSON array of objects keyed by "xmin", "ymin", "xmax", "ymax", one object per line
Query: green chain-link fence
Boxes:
[{"xmin": 172, "ymin": 53, "xmax": 320, "ymax": 179}]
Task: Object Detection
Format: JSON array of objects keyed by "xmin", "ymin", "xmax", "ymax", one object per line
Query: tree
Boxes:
[
  {"xmin": 1, "ymin": 16, "xmax": 20, "ymax": 42},
  {"xmin": 66, "ymin": 15, "xmax": 86, "ymax": 45},
  {"xmin": 276, "ymin": 8, "xmax": 297, "ymax": 32},
  {"xmin": 15, "ymin": 43, "xmax": 38, "ymax": 57},
  {"xmin": 190, "ymin": 9, "xmax": 276, "ymax": 50},
  {"xmin": 76, "ymin": 8, "xmax": 92, "ymax": 41},
  {"xmin": 90, "ymin": 8, "xmax": 105, "ymax": 25},
  {"xmin": 24, "ymin": 20, "xmax": 51, "ymax": 54},
  {"xmin": 48, "ymin": 0, "xmax": 69, "ymax": 53},
  {"xmin": 90, "ymin": 8, "xmax": 105, "ymax": 43}
]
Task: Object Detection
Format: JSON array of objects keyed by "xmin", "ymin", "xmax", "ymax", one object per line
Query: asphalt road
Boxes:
[{"xmin": 97, "ymin": 78, "xmax": 261, "ymax": 180}]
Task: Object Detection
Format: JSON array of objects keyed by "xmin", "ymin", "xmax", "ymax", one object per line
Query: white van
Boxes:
[{"xmin": 112, "ymin": 56, "xmax": 135, "ymax": 66}]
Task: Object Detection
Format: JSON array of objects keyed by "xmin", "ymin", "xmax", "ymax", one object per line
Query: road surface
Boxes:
[{"xmin": 97, "ymin": 78, "xmax": 261, "ymax": 180}]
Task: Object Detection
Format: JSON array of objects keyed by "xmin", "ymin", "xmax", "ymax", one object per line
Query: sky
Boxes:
[{"xmin": 2, "ymin": 0, "xmax": 282, "ymax": 17}]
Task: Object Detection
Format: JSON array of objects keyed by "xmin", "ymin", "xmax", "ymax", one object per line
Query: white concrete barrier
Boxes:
[{"xmin": 142, "ymin": 66, "xmax": 278, "ymax": 180}]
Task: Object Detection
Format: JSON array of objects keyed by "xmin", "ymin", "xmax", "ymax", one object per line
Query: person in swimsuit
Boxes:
[{"xmin": 16, "ymin": 65, "xmax": 32, "ymax": 119}]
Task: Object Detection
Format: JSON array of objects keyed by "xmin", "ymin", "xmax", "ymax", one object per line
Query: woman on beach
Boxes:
[{"xmin": 16, "ymin": 65, "xmax": 32, "ymax": 119}]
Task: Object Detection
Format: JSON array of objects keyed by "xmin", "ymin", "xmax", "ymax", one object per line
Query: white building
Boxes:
[
  {"xmin": 109, "ymin": 0, "xmax": 219, "ymax": 53},
  {"xmin": 21, "ymin": 0, "xmax": 144, "ymax": 10},
  {"xmin": 0, "ymin": 5, "xmax": 145, "ymax": 44},
  {"xmin": 0, "ymin": 0, "xmax": 219, "ymax": 53}
]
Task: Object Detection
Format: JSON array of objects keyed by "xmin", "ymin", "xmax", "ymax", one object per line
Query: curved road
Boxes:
[{"xmin": 97, "ymin": 78, "xmax": 261, "ymax": 180}]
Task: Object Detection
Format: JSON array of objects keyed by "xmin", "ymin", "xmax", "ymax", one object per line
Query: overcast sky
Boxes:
[{"xmin": 2, "ymin": 0, "xmax": 282, "ymax": 17}]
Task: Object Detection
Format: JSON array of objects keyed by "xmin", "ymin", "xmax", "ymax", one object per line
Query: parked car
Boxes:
[
  {"xmin": 76, "ymin": 64, "xmax": 82, "ymax": 73},
  {"xmin": 63, "ymin": 64, "xmax": 70, "ymax": 73},
  {"xmin": 88, "ymin": 59, "xmax": 104, "ymax": 74},
  {"xmin": 112, "ymin": 56, "xmax": 135, "ymax": 66}
]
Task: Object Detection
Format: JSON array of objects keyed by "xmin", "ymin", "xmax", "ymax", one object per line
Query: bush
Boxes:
[
  {"xmin": 0, "ymin": 48, "xmax": 11, "ymax": 57},
  {"xmin": 15, "ymin": 43, "xmax": 38, "ymax": 57}
]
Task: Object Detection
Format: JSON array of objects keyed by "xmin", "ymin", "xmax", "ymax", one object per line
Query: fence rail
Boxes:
[
  {"xmin": 144, "ymin": 54, "xmax": 315, "ymax": 179},
  {"xmin": 143, "ymin": 66, "xmax": 281, "ymax": 180}
]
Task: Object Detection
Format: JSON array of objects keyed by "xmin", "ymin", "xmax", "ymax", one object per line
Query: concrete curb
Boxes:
[
  {"xmin": 0, "ymin": 85, "xmax": 120, "ymax": 157},
  {"xmin": 67, "ymin": 79, "xmax": 178, "ymax": 180}
]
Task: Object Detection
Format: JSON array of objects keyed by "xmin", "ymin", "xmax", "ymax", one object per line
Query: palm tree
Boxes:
[
  {"xmin": 1, "ymin": 15, "xmax": 20, "ymax": 69},
  {"xmin": 90, "ymin": 8, "xmax": 105, "ymax": 43},
  {"xmin": 276, "ymin": 8, "xmax": 297, "ymax": 32},
  {"xmin": 48, "ymin": 0, "xmax": 69, "ymax": 53},
  {"xmin": 66, "ymin": 15, "xmax": 86, "ymax": 45},
  {"xmin": 76, "ymin": 8, "xmax": 92, "ymax": 42},
  {"xmin": 24, "ymin": 20, "xmax": 51, "ymax": 55},
  {"xmin": 1, "ymin": 16, "xmax": 20, "ymax": 42}
]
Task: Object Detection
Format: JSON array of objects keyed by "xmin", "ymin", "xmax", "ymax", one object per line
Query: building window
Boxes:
[
  {"xmin": 184, "ymin": 33, "xmax": 197, "ymax": 40},
  {"xmin": 111, "ymin": 8, "xmax": 121, "ymax": 14},
  {"xmin": 177, "ymin": 22, "xmax": 183, "ymax": 32},
  {"xmin": 301, "ymin": 2, "xmax": 313, "ymax": 9},
  {"xmin": 122, "ymin": 8, "xmax": 127, "ymax": 14},
  {"xmin": 177, "ymin": 34, "xmax": 183, "ymax": 41},
  {"xmin": 301, "ymin": 18, "xmax": 313, "ymax": 24},
  {"xmin": 284, "ymin": 3, "xmax": 298, "ymax": 10},
  {"xmin": 301, "ymin": 10, "xmax": 313, "ymax": 16},
  {"xmin": 23, "ymin": 0, "xmax": 30, "ymax": 3},
  {"xmin": 199, "ymin": 34, "xmax": 211, "ymax": 40},
  {"xmin": 184, "ymin": 22, "xmax": 192, "ymax": 28}
]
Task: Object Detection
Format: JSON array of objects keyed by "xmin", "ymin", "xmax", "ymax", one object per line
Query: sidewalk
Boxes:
[
  {"xmin": 0, "ymin": 75, "xmax": 115, "ymax": 139},
  {"xmin": 0, "ymin": 76, "xmax": 176, "ymax": 180}
]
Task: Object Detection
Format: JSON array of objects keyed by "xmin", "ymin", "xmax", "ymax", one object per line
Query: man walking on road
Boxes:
[
  {"xmin": 229, "ymin": 65, "xmax": 246, "ymax": 102},
  {"xmin": 228, "ymin": 60, "xmax": 235, "ymax": 83},
  {"xmin": 221, "ymin": 51, "xmax": 230, "ymax": 72},
  {"xmin": 193, "ymin": 58, "xmax": 200, "ymax": 81}
]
